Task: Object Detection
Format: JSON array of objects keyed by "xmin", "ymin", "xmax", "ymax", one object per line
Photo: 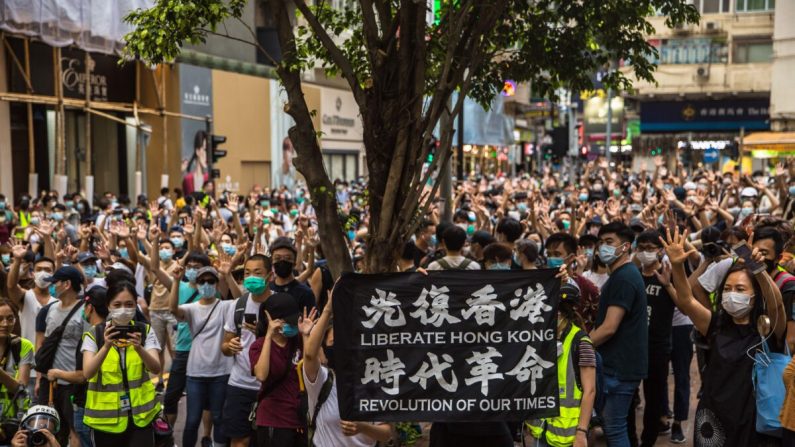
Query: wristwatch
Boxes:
[{"xmin": 576, "ymin": 427, "xmax": 589, "ymax": 435}]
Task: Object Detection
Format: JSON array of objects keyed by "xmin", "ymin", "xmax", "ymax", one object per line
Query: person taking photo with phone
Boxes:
[{"xmin": 81, "ymin": 280, "xmax": 162, "ymax": 446}]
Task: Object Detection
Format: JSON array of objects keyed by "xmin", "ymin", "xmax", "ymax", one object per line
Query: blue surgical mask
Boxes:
[
  {"xmin": 159, "ymin": 249, "xmax": 173, "ymax": 261},
  {"xmin": 547, "ymin": 257, "xmax": 565, "ymax": 268},
  {"xmin": 790, "ymin": 186, "xmax": 795, "ymax": 196},
  {"xmin": 185, "ymin": 268, "xmax": 198, "ymax": 283},
  {"xmin": 430, "ymin": 235, "xmax": 438, "ymax": 246},
  {"xmin": 0, "ymin": 201, "xmax": 5, "ymax": 210},
  {"xmin": 221, "ymin": 243, "xmax": 236, "ymax": 256},
  {"xmin": 488, "ymin": 263, "xmax": 511, "ymax": 271},
  {"xmin": 30, "ymin": 217, "xmax": 40, "ymax": 226},
  {"xmin": 562, "ymin": 220, "xmax": 571, "ymax": 230},
  {"xmin": 740, "ymin": 207, "xmax": 753, "ymax": 217},
  {"xmin": 584, "ymin": 248, "xmax": 594, "ymax": 259},
  {"xmin": 170, "ymin": 237, "xmax": 184, "ymax": 249},
  {"xmin": 347, "ymin": 230, "xmax": 356, "ymax": 241},
  {"xmin": 281, "ymin": 324, "xmax": 299, "ymax": 338},
  {"xmin": 65, "ymin": 201, "xmax": 74, "ymax": 208},
  {"xmin": 579, "ymin": 193, "xmax": 588, "ymax": 202},
  {"xmin": 82, "ymin": 265, "xmax": 97, "ymax": 279},
  {"xmin": 1, "ymin": 254, "xmax": 10, "ymax": 265},
  {"xmin": 598, "ymin": 244, "xmax": 622, "ymax": 265},
  {"xmin": 49, "ymin": 284, "xmax": 60, "ymax": 298},
  {"xmin": 198, "ymin": 283, "xmax": 217, "ymax": 298},
  {"xmin": 119, "ymin": 248, "xmax": 129, "ymax": 259},
  {"xmin": 77, "ymin": 203, "xmax": 85, "ymax": 212},
  {"xmin": 517, "ymin": 203, "xmax": 528, "ymax": 213},
  {"xmin": 50, "ymin": 212, "xmax": 63, "ymax": 222},
  {"xmin": 466, "ymin": 224, "xmax": 475, "ymax": 235}
]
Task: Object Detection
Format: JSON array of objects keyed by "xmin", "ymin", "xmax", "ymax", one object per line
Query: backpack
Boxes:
[
  {"xmin": 34, "ymin": 301, "xmax": 84, "ymax": 374},
  {"xmin": 436, "ymin": 258, "xmax": 472, "ymax": 271}
]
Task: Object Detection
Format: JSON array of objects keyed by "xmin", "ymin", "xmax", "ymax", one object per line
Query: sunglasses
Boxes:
[{"xmin": 196, "ymin": 279, "xmax": 218, "ymax": 286}]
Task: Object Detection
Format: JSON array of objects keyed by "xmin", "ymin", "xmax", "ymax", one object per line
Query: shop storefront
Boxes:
[{"xmin": 741, "ymin": 131, "xmax": 795, "ymax": 172}]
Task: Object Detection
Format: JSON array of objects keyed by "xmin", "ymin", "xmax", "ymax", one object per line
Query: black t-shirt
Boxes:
[
  {"xmin": 269, "ymin": 279, "xmax": 316, "ymax": 312},
  {"xmin": 595, "ymin": 262, "xmax": 649, "ymax": 381},
  {"xmin": 643, "ymin": 272, "xmax": 675, "ymax": 353},
  {"xmin": 73, "ymin": 337, "xmax": 86, "ymax": 407}
]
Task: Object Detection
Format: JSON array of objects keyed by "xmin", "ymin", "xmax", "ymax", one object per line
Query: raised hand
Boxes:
[
  {"xmin": 36, "ymin": 219, "xmax": 55, "ymax": 237},
  {"xmin": 654, "ymin": 261, "xmax": 672, "ymax": 287},
  {"xmin": 226, "ymin": 194, "xmax": 240, "ymax": 212},
  {"xmin": 9, "ymin": 238, "xmax": 27, "ymax": 259},
  {"xmin": 660, "ymin": 226, "xmax": 696, "ymax": 265},
  {"xmin": 95, "ymin": 241, "xmax": 110, "ymax": 261},
  {"xmin": 149, "ymin": 225, "xmax": 161, "ymax": 242},
  {"xmin": 182, "ymin": 216, "xmax": 195, "ymax": 236},
  {"xmin": 298, "ymin": 307, "xmax": 318, "ymax": 337},
  {"xmin": 216, "ymin": 249, "xmax": 232, "ymax": 276}
]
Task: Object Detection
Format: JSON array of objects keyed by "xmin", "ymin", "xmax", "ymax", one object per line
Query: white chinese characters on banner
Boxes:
[
  {"xmin": 410, "ymin": 285, "xmax": 462, "ymax": 327},
  {"xmin": 362, "ymin": 289, "xmax": 407, "ymax": 328},
  {"xmin": 505, "ymin": 345, "xmax": 555, "ymax": 394},
  {"xmin": 409, "ymin": 352, "xmax": 459, "ymax": 393},
  {"xmin": 362, "ymin": 349, "xmax": 406, "ymax": 396},
  {"xmin": 509, "ymin": 285, "xmax": 552, "ymax": 323},
  {"xmin": 461, "ymin": 285, "xmax": 506, "ymax": 326}
]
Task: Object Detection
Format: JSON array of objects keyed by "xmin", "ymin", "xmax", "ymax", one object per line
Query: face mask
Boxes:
[
  {"xmin": 728, "ymin": 206, "xmax": 740, "ymax": 215},
  {"xmin": 636, "ymin": 251, "xmax": 658, "ymax": 267},
  {"xmin": 598, "ymin": 243, "xmax": 623, "ymax": 265},
  {"xmin": 77, "ymin": 202, "xmax": 85, "ymax": 212},
  {"xmin": 1, "ymin": 254, "xmax": 10, "ymax": 265},
  {"xmin": 159, "ymin": 249, "xmax": 173, "ymax": 262},
  {"xmin": 613, "ymin": 189, "xmax": 621, "ymax": 197},
  {"xmin": 119, "ymin": 248, "xmax": 129, "ymax": 259},
  {"xmin": 81, "ymin": 308, "xmax": 90, "ymax": 323},
  {"xmin": 347, "ymin": 230, "xmax": 356, "ymax": 241},
  {"xmin": 281, "ymin": 324, "xmax": 299, "ymax": 338},
  {"xmin": 663, "ymin": 184, "xmax": 673, "ymax": 191},
  {"xmin": 198, "ymin": 283, "xmax": 217, "ymax": 299},
  {"xmin": 170, "ymin": 238, "xmax": 184, "ymax": 249},
  {"xmin": 290, "ymin": 209, "xmax": 299, "ymax": 217},
  {"xmin": 322, "ymin": 345, "xmax": 336, "ymax": 370},
  {"xmin": 65, "ymin": 201, "xmax": 74, "ymax": 208},
  {"xmin": 273, "ymin": 260, "xmax": 294, "ymax": 279},
  {"xmin": 82, "ymin": 265, "xmax": 97, "ymax": 279},
  {"xmin": 579, "ymin": 193, "xmax": 588, "ymax": 202},
  {"xmin": 0, "ymin": 202, "xmax": 5, "ymax": 210},
  {"xmin": 488, "ymin": 263, "xmax": 511, "ymax": 271},
  {"xmin": 630, "ymin": 204, "xmax": 643, "ymax": 213},
  {"xmin": 721, "ymin": 291, "xmax": 753, "ymax": 319},
  {"xmin": 109, "ymin": 307, "xmax": 136, "ymax": 325},
  {"xmin": 740, "ymin": 207, "xmax": 753, "ymax": 218},
  {"xmin": 561, "ymin": 220, "xmax": 570, "ymax": 230},
  {"xmin": 185, "ymin": 268, "xmax": 198, "ymax": 283},
  {"xmin": 49, "ymin": 283, "xmax": 60, "ymax": 298},
  {"xmin": 517, "ymin": 203, "xmax": 528, "ymax": 213},
  {"xmin": 50, "ymin": 212, "xmax": 63, "ymax": 222},
  {"xmin": 221, "ymin": 243, "xmax": 237, "ymax": 256},
  {"xmin": 466, "ymin": 224, "xmax": 475, "ymax": 235},
  {"xmin": 593, "ymin": 184, "xmax": 603, "ymax": 192},
  {"xmin": 547, "ymin": 257, "xmax": 565, "ymax": 268},
  {"xmin": 789, "ymin": 186, "xmax": 795, "ymax": 196},
  {"xmin": 34, "ymin": 271, "xmax": 51, "ymax": 289},
  {"xmin": 243, "ymin": 276, "xmax": 267, "ymax": 295},
  {"xmin": 765, "ymin": 259, "xmax": 777, "ymax": 274},
  {"xmin": 467, "ymin": 212, "xmax": 476, "ymax": 223},
  {"xmin": 430, "ymin": 235, "xmax": 438, "ymax": 246},
  {"xmin": 30, "ymin": 217, "xmax": 40, "ymax": 226}
]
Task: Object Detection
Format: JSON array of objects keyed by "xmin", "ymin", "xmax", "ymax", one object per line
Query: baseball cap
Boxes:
[
  {"xmin": 469, "ymin": 230, "xmax": 495, "ymax": 247},
  {"xmin": 262, "ymin": 292, "xmax": 300, "ymax": 325},
  {"xmin": 740, "ymin": 187, "xmax": 758, "ymax": 198},
  {"xmin": 76, "ymin": 252, "xmax": 98, "ymax": 264},
  {"xmin": 44, "ymin": 266, "xmax": 83, "ymax": 290},
  {"xmin": 560, "ymin": 282, "xmax": 581, "ymax": 305},
  {"xmin": 109, "ymin": 262, "xmax": 133, "ymax": 275},
  {"xmin": 195, "ymin": 266, "xmax": 220, "ymax": 281}
]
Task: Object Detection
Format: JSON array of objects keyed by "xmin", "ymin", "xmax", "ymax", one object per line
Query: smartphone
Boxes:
[
  {"xmin": 111, "ymin": 324, "xmax": 143, "ymax": 340},
  {"xmin": 244, "ymin": 313, "xmax": 257, "ymax": 325},
  {"xmin": 732, "ymin": 242, "xmax": 765, "ymax": 275}
]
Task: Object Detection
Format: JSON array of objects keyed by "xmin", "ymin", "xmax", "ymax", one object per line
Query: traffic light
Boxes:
[
  {"xmin": 650, "ymin": 147, "xmax": 662, "ymax": 156},
  {"xmin": 209, "ymin": 134, "xmax": 227, "ymax": 179}
]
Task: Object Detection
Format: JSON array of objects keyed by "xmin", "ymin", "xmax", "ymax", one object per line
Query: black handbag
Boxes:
[{"xmin": 34, "ymin": 301, "xmax": 84, "ymax": 373}]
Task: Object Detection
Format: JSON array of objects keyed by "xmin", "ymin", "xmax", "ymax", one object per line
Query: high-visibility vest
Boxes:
[
  {"xmin": 0, "ymin": 337, "xmax": 32, "ymax": 421},
  {"xmin": 527, "ymin": 324, "xmax": 588, "ymax": 447},
  {"xmin": 82, "ymin": 324, "xmax": 159, "ymax": 433},
  {"xmin": 14, "ymin": 212, "xmax": 29, "ymax": 238}
]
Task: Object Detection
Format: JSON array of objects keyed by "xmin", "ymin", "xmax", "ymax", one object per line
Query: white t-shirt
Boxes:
[
  {"xmin": 698, "ymin": 257, "xmax": 734, "ymax": 293},
  {"xmin": 427, "ymin": 255, "xmax": 481, "ymax": 271},
  {"xmin": 672, "ymin": 308, "xmax": 693, "ymax": 327},
  {"xmin": 180, "ymin": 300, "xmax": 234, "ymax": 377},
  {"xmin": 303, "ymin": 365, "xmax": 377, "ymax": 447},
  {"xmin": 222, "ymin": 295, "xmax": 263, "ymax": 391},
  {"xmin": 21, "ymin": 290, "xmax": 56, "ymax": 348},
  {"xmin": 583, "ymin": 271, "xmax": 609, "ymax": 290}
]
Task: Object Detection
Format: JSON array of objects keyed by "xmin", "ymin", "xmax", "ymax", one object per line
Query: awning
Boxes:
[
  {"xmin": 0, "ymin": 0, "xmax": 154, "ymax": 55},
  {"xmin": 743, "ymin": 131, "xmax": 795, "ymax": 158}
]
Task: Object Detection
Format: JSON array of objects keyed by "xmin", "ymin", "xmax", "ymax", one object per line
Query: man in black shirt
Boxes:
[
  {"xmin": 268, "ymin": 237, "xmax": 316, "ymax": 312},
  {"xmin": 630, "ymin": 230, "xmax": 677, "ymax": 447}
]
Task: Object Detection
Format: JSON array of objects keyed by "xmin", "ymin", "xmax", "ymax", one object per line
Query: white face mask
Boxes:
[
  {"xmin": 721, "ymin": 292, "xmax": 753, "ymax": 319},
  {"xmin": 636, "ymin": 251, "xmax": 659, "ymax": 267},
  {"xmin": 34, "ymin": 271, "xmax": 51, "ymax": 289},
  {"xmin": 109, "ymin": 307, "xmax": 136, "ymax": 325}
]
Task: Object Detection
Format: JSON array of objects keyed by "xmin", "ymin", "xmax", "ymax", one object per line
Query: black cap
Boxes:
[
  {"xmin": 560, "ymin": 281, "xmax": 581, "ymax": 305},
  {"xmin": 470, "ymin": 230, "xmax": 495, "ymax": 247},
  {"xmin": 270, "ymin": 236, "xmax": 297, "ymax": 257},
  {"xmin": 76, "ymin": 252, "xmax": 98, "ymax": 264},
  {"xmin": 261, "ymin": 292, "xmax": 300, "ymax": 325},
  {"xmin": 44, "ymin": 266, "xmax": 83, "ymax": 290}
]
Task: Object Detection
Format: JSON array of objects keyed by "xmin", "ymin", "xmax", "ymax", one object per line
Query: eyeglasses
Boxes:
[
  {"xmin": 196, "ymin": 279, "xmax": 218, "ymax": 286},
  {"xmin": 0, "ymin": 316, "xmax": 16, "ymax": 325}
]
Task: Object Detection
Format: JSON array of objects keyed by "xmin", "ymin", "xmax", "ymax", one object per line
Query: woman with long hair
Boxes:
[{"xmin": 661, "ymin": 227, "xmax": 785, "ymax": 447}]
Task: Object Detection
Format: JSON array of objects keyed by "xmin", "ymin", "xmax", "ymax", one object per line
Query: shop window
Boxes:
[
  {"xmin": 322, "ymin": 152, "xmax": 359, "ymax": 182},
  {"xmin": 696, "ymin": 0, "xmax": 730, "ymax": 13},
  {"xmin": 733, "ymin": 39, "xmax": 773, "ymax": 63},
  {"xmin": 735, "ymin": 0, "xmax": 774, "ymax": 12}
]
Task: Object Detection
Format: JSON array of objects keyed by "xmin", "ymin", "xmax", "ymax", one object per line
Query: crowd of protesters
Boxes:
[{"xmin": 0, "ymin": 155, "xmax": 794, "ymax": 447}]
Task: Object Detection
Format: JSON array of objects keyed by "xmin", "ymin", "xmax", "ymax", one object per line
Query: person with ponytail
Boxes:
[{"xmin": 528, "ymin": 282, "xmax": 596, "ymax": 447}]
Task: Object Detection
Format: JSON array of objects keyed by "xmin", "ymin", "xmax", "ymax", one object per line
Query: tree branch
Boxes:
[
  {"xmin": 292, "ymin": 0, "xmax": 366, "ymax": 109},
  {"xmin": 203, "ymin": 27, "xmax": 278, "ymax": 66}
]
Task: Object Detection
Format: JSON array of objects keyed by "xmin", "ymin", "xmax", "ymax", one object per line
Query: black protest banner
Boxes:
[{"xmin": 332, "ymin": 269, "xmax": 561, "ymax": 422}]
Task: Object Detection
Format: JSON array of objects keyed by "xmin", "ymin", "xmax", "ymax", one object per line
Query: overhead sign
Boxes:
[
  {"xmin": 582, "ymin": 90, "xmax": 624, "ymax": 137},
  {"xmin": 333, "ymin": 270, "xmax": 561, "ymax": 422},
  {"xmin": 641, "ymin": 99, "xmax": 769, "ymax": 132}
]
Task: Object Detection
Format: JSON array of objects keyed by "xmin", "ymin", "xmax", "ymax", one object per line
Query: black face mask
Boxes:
[
  {"xmin": 322, "ymin": 345, "xmax": 336, "ymax": 370},
  {"xmin": 765, "ymin": 259, "xmax": 778, "ymax": 274},
  {"xmin": 273, "ymin": 260, "xmax": 294, "ymax": 279}
]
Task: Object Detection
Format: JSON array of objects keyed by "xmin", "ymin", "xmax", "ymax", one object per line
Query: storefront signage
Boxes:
[
  {"xmin": 178, "ymin": 64, "xmax": 213, "ymax": 194},
  {"xmin": 676, "ymin": 140, "xmax": 731, "ymax": 150},
  {"xmin": 641, "ymin": 99, "xmax": 769, "ymax": 132},
  {"xmin": 6, "ymin": 38, "xmax": 134, "ymax": 103},
  {"xmin": 582, "ymin": 91, "xmax": 624, "ymax": 136},
  {"xmin": 647, "ymin": 38, "xmax": 728, "ymax": 65},
  {"xmin": 321, "ymin": 88, "xmax": 363, "ymax": 142}
]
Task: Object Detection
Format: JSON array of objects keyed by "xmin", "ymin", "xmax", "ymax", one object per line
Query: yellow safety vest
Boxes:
[
  {"xmin": 83, "ymin": 324, "xmax": 159, "ymax": 433},
  {"xmin": 0, "ymin": 337, "xmax": 33, "ymax": 421},
  {"xmin": 14, "ymin": 212, "xmax": 29, "ymax": 238},
  {"xmin": 527, "ymin": 324, "xmax": 588, "ymax": 447}
]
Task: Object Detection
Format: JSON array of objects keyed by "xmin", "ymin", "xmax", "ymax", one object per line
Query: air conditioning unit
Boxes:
[
  {"xmin": 696, "ymin": 66, "xmax": 710, "ymax": 80},
  {"xmin": 704, "ymin": 21, "xmax": 720, "ymax": 33},
  {"xmin": 673, "ymin": 24, "xmax": 691, "ymax": 35}
]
